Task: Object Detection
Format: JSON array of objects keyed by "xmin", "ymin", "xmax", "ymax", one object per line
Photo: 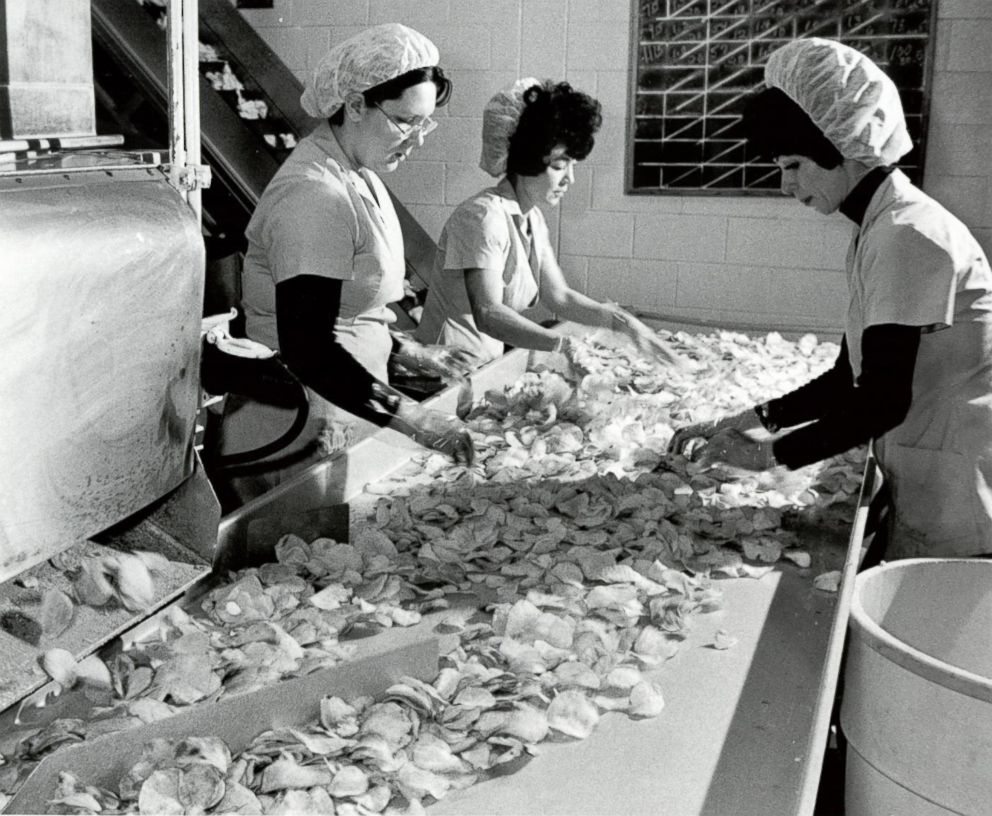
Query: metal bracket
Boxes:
[{"xmin": 169, "ymin": 162, "xmax": 212, "ymax": 192}]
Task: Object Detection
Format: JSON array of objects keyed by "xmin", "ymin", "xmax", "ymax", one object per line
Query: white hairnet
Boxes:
[
  {"xmin": 479, "ymin": 77, "xmax": 541, "ymax": 177},
  {"xmin": 301, "ymin": 23, "xmax": 440, "ymax": 118},
  {"xmin": 764, "ymin": 37, "xmax": 912, "ymax": 168}
]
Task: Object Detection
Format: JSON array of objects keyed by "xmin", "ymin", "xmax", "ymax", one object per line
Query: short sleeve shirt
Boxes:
[
  {"xmin": 241, "ymin": 121, "xmax": 406, "ymax": 353},
  {"xmin": 414, "ymin": 179, "xmax": 549, "ymax": 363},
  {"xmin": 846, "ymin": 169, "xmax": 992, "ymax": 554}
]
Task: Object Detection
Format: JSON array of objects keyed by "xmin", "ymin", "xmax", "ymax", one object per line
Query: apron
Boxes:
[
  {"xmin": 846, "ymin": 171, "xmax": 992, "ymax": 558},
  {"xmin": 217, "ymin": 135, "xmax": 406, "ymax": 504}
]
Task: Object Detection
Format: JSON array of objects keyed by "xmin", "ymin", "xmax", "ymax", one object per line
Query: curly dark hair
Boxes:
[
  {"xmin": 740, "ymin": 86, "xmax": 843, "ymax": 169},
  {"xmin": 506, "ymin": 81, "xmax": 603, "ymax": 177},
  {"xmin": 329, "ymin": 66, "xmax": 452, "ymax": 125}
]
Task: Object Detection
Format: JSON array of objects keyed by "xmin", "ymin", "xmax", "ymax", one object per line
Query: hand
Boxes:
[
  {"xmin": 668, "ymin": 408, "xmax": 758, "ymax": 456},
  {"xmin": 417, "ymin": 344, "xmax": 478, "ymax": 380},
  {"xmin": 693, "ymin": 428, "xmax": 775, "ymax": 471},
  {"xmin": 407, "ymin": 406, "xmax": 476, "ymax": 466},
  {"xmin": 611, "ymin": 311, "xmax": 694, "ymax": 371},
  {"xmin": 630, "ymin": 328, "xmax": 697, "ymax": 371},
  {"xmin": 393, "ymin": 335, "xmax": 478, "ymax": 381}
]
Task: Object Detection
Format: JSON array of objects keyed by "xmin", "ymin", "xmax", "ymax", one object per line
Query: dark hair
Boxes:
[
  {"xmin": 505, "ymin": 81, "xmax": 603, "ymax": 177},
  {"xmin": 740, "ymin": 86, "xmax": 844, "ymax": 169},
  {"xmin": 328, "ymin": 66, "xmax": 452, "ymax": 125}
]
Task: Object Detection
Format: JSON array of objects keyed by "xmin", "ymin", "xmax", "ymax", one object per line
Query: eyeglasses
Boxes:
[{"xmin": 372, "ymin": 102, "xmax": 438, "ymax": 138}]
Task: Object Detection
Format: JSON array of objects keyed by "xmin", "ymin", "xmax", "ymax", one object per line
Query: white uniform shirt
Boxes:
[
  {"xmin": 415, "ymin": 179, "xmax": 548, "ymax": 363},
  {"xmin": 847, "ymin": 169, "xmax": 992, "ymax": 556},
  {"xmin": 241, "ymin": 121, "xmax": 405, "ymax": 381}
]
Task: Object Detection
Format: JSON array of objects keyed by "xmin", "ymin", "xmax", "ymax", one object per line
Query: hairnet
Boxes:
[
  {"xmin": 301, "ymin": 23, "xmax": 440, "ymax": 118},
  {"xmin": 479, "ymin": 77, "xmax": 541, "ymax": 177},
  {"xmin": 764, "ymin": 37, "xmax": 912, "ymax": 168}
]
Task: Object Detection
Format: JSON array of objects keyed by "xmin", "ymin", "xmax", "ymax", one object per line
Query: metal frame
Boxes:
[
  {"xmin": 166, "ymin": 0, "xmax": 209, "ymax": 220},
  {"xmin": 624, "ymin": 0, "xmax": 939, "ymax": 197}
]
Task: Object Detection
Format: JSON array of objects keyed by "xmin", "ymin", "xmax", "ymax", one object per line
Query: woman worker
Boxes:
[
  {"xmin": 415, "ymin": 78, "xmax": 684, "ymax": 368},
  {"xmin": 669, "ymin": 37, "xmax": 992, "ymax": 560},
  {"xmin": 218, "ymin": 24, "xmax": 474, "ymax": 500}
]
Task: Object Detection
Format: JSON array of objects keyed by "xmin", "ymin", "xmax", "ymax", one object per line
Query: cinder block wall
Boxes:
[{"xmin": 237, "ymin": 0, "xmax": 992, "ymax": 335}]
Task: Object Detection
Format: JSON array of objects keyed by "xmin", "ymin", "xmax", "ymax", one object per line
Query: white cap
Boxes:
[
  {"xmin": 479, "ymin": 77, "xmax": 541, "ymax": 177},
  {"xmin": 301, "ymin": 23, "xmax": 440, "ymax": 118},
  {"xmin": 764, "ymin": 37, "xmax": 912, "ymax": 168}
]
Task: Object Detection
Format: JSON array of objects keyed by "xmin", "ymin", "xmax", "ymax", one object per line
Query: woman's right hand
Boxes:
[{"xmin": 668, "ymin": 408, "xmax": 759, "ymax": 458}]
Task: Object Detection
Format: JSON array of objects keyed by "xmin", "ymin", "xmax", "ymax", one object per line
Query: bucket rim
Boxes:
[{"xmin": 849, "ymin": 557, "xmax": 992, "ymax": 703}]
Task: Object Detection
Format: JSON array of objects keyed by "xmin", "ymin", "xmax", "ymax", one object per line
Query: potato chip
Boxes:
[
  {"xmin": 137, "ymin": 768, "xmax": 185, "ymax": 815},
  {"xmin": 176, "ymin": 763, "xmax": 225, "ymax": 811},
  {"xmin": 711, "ymin": 629, "xmax": 739, "ymax": 650},
  {"xmin": 259, "ymin": 756, "xmax": 333, "ymax": 792},
  {"xmin": 329, "ymin": 764, "xmax": 370, "ymax": 797},
  {"xmin": 546, "ymin": 690, "xmax": 599, "ymax": 739},
  {"xmin": 411, "ymin": 734, "xmax": 466, "ymax": 774},
  {"xmin": 499, "ymin": 703, "xmax": 549, "ymax": 743},
  {"xmin": 813, "ymin": 570, "xmax": 842, "ymax": 593},
  {"xmin": 37, "ymin": 588, "xmax": 75, "ymax": 638},
  {"xmin": 112, "ymin": 554, "xmax": 156, "ymax": 612},
  {"xmin": 214, "ymin": 780, "xmax": 263, "ymax": 815},
  {"xmin": 396, "ymin": 761, "xmax": 451, "ymax": 801},
  {"xmin": 629, "ymin": 681, "xmax": 666, "ymax": 718},
  {"xmin": 41, "ymin": 648, "xmax": 78, "ymax": 687}
]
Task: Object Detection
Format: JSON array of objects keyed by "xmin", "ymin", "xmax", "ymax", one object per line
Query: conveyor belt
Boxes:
[
  {"xmin": 91, "ymin": 0, "xmax": 436, "ymax": 316},
  {"xmin": 2, "ymin": 326, "xmax": 867, "ymax": 815}
]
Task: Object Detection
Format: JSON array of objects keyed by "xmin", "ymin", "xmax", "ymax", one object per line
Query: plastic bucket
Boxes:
[{"xmin": 842, "ymin": 558, "xmax": 992, "ymax": 816}]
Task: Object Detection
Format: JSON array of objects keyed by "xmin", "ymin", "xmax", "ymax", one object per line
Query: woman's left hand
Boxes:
[{"xmin": 693, "ymin": 428, "xmax": 776, "ymax": 471}]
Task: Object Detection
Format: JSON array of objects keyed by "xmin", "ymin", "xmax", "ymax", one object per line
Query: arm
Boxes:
[
  {"xmin": 464, "ymin": 266, "xmax": 563, "ymax": 352},
  {"xmin": 770, "ymin": 324, "xmax": 920, "ymax": 468},
  {"xmin": 537, "ymin": 254, "xmax": 619, "ymax": 330},
  {"xmin": 695, "ymin": 324, "xmax": 920, "ymax": 470},
  {"xmin": 538, "ymin": 247, "xmax": 688, "ymax": 368},
  {"xmin": 277, "ymin": 275, "xmax": 400, "ymax": 425},
  {"xmin": 757, "ymin": 337, "xmax": 855, "ymax": 431},
  {"xmin": 276, "ymin": 276, "xmax": 473, "ymax": 463},
  {"xmin": 671, "ymin": 338, "xmax": 854, "ymax": 456}
]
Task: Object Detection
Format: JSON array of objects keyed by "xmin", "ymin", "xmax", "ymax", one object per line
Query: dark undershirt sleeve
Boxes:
[
  {"xmin": 275, "ymin": 275, "xmax": 400, "ymax": 428},
  {"xmin": 758, "ymin": 337, "xmax": 855, "ymax": 431},
  {"xmin": 768, "ymin": 324, "xmax": 921, "ymax": 469}
]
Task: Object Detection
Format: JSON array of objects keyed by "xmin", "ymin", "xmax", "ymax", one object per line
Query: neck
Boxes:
[
  {"xmin": 509, "ymin": 175, "xmax": 539, "ymax": 214},
  {"xmin": 329, "ymin": 120, "xmax": 363, "ymax": 171},
  {"xmin": 839, "ymin": 165, "xmax": 895, "ymax": 225}
]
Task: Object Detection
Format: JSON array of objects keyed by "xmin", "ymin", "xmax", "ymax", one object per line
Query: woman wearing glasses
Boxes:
[
  {"xmin": 415, "ymin": 78, "xmax": 686, "ymax": 368},
  {"xmin": 218, "ymin": 24, "xmax": 474, "ymax": 501}
]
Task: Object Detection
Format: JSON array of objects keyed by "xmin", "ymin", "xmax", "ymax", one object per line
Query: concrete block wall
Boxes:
[{"xmin": 236, "ymin": 0, "xmax": 992, "ymax": 335}]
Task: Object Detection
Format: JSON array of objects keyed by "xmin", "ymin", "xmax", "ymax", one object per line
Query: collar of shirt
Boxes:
[
  {"xmin": 495, "ymin": 177, "xmax": 524, "ymax": 218},
  {"xmin": 494, "ymin": 177, "xmax": 539, "ymax": 249},
  {"xmin": 307, "ymin": 121, "xmax": 380, "ymax": 202},
  {"xmin": 840, "ymin": 165, "xmax": 896, "ymax": 225}
]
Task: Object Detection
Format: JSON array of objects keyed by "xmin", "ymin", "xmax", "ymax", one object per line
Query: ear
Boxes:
[{"xmin": 342, "ymin": 92, "xmax": 366, "ymax": 123}]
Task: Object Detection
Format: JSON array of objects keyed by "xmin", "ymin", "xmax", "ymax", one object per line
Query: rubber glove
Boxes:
[
  {"xmin": 693, "ymin": 427, "xmax": 776, "ymax": 471},
  {"xmin": 391, "ymin": 333, "xmax": 479, "ymax": 381},
  {"xmin": 394, "ymin": 401, "xmax": 475, "ymax": 466},
  {"xmin": 668, "ymin": 408, "xmax": 761, "ymax": 457}
]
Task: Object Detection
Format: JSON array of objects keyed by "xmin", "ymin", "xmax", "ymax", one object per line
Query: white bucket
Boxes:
[{"xmin": 842, "ymin": 558, "xmax": 992, "ymax": 816}]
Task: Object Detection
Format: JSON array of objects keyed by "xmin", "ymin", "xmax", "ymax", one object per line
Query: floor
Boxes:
[{"xmin": 814, "ymin": 732, "xmax": 847, "ymax": 815}]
